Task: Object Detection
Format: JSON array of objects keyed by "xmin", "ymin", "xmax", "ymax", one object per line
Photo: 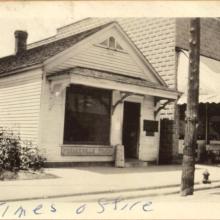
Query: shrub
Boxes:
[
  {"xmin": 20, "ymin": 142, "xmax": 46, "ymax": 171},
  {"xmin": 0, "ymin": 128, "xmax": 46, "ymax": 172},
  {"xmin": 0, "ymin": 128, "xmax": 21, "ymax": 171}
]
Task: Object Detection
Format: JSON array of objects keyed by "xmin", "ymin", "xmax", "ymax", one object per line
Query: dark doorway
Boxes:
[{"xmin": 122, "ymin": 101, "xmax": 141, "ymax": 159}]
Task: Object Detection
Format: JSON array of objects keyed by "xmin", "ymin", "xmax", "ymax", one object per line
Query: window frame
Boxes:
[{"xmin": 63, "ymin": 84, "xmax": 112, "ymax": 146}]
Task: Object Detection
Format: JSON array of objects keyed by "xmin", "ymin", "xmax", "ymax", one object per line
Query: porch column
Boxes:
[{"xmin": 110, "ymin": 91, "xmax": 124, "ymax": 146}]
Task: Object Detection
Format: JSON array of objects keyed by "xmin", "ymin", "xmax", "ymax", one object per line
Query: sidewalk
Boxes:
[{"xmin": 1, "ymin": 164, "xmax": 220, "ymax": 202}]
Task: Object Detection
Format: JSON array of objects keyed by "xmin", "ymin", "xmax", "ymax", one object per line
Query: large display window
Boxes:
[{"xmin": 64, "ymin": 85, "xmax": 112, "ymax": 145}]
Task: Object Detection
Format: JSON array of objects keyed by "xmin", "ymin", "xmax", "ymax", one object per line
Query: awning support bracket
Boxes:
[
  {"xmin": 112, "ymin": 92, "xmax": 134, "ymax": 115},
  {"xmin": 154, "ymin": 99, "xmax": 173, "ymax": 118}
]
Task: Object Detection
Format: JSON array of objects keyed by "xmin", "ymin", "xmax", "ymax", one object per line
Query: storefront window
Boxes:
[
  {"xmin": 63, "ymin": 85, "xmax": 112, "ymax": 145},
  {"xmin": 179, "ymin": 104, "xmax": 206, "ymax": 140},
  {"xmin": 208, "ymin": 104, "xmax": 220, "ymax": 140},
  {"xmin": 209, "ymin": 117, "xmax": 220, "ymax": 140},
  {"xmin": 179, "ymin": 104, "xmax": 186, "ymax": 139},
  {"xmin": 197, "ymin": 104, "xmax": 206, "ymax": 140}
]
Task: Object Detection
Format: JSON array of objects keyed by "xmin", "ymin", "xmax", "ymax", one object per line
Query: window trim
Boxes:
[{"xmin": 63, "ymin": 85, "xmax": 112, "ymax": 145}]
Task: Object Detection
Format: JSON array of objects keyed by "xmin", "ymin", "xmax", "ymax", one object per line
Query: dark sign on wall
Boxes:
[{"xmin": 143, "ymin": 120, "xmax": 158, "ymax": 136}]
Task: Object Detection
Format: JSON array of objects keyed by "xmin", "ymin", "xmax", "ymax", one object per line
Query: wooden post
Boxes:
[
  {"xmin": 115, "ymin": 144, "xmax": 125, "ymax": 168},
  {"xmin": 205, "ymin": 103, "xmax": 209, "ymax": 145},
  {"xmin": 181, "ymin": 18, "xmax": 200, "ymax": 196}
]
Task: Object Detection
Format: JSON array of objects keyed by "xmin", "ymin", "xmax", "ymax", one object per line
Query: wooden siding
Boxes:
[
  {"xmin": 0, "ymin": 69, "xmax": 42, "ymax": 145},
  {"xmin": 74, "ymin": 46, "xmax": 145, "ymax": 77},
  {"xmin": 50, "ymin": 45, "xmax": 147, "ymax": 79},
  {"xmin": 139, "ymin": 96, "xmax": 159, "ymax": 161},
  {"xmin": 46, "ymin": 29, "xmax": 157, "ymax": 79}
]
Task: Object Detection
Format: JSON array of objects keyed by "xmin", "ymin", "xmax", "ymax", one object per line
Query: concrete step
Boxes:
[{"xmin": 125, "ymin": 160, "xmax": 148, "ymax": 168}]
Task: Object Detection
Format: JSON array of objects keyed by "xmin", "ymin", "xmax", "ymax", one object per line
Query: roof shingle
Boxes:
[{"xmin": 0, "ymin": 22, "xmax": 113, "ymax": 75}]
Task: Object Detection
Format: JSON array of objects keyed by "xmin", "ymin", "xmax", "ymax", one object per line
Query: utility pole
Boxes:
[{"xmin": 181, "ymin": 18, "xmax": 200, "ymax": 196}]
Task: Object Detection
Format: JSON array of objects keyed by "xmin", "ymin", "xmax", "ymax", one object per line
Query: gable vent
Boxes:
[{"xmin": 99, "ymin": 36, "xmax": 124, "ymax": 51}]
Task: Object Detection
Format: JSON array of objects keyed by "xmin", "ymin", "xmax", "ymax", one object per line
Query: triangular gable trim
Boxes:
[{"xmin": 44, "ymin": 22, "xmax": 167, "ymax": 87}]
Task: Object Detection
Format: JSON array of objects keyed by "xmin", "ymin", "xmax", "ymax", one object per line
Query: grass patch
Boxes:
[{"xmin": 0, "ymin": 169, "xmax": 57, "ymax": 181}]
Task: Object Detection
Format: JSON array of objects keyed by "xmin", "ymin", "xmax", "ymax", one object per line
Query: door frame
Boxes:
[{"xmin": 122, "ymin": 101, "xmax": 141, "ymax": 159}]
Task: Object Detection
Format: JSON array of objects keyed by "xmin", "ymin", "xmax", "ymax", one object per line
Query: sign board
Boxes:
[
  {"xmin": 143, "ymin": 120, "xmax": 158, "ymax": 132},
  {"xmin": 143, "ymin": 120, "xmax": 159, "ymax": 136},
  {"xmin": 61, "ymin": 146, "xmax": 114, "ymax": 156}
]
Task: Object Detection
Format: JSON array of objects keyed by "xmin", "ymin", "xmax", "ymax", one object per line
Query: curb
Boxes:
[{"xmin": 2, "ymin": 180, "xmax": 220, "ymax": 202}]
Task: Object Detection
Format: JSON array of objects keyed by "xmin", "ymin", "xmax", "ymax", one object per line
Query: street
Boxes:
[
  {"xmin": 14, "ymin": 179, "xmax": 220, "ymax": 203},
  {"xmin": 0, "ymin": 164, "xmax": 218, "ymax": 219},
  {"xmin": 4, "ymin": 185, "xmax": 220, "ymax": 220}
]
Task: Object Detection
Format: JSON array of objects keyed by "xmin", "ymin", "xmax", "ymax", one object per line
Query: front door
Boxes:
[{"xmin": 122, "ymin": 101, "xmax": 140, "ymax": 159}]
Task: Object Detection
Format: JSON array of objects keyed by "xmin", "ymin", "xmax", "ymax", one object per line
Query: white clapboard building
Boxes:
[{"xmin": 0, "ymin": 21, "xmax": 179, "ymax": 166}]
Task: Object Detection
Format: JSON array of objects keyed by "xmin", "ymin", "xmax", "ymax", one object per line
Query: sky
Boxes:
[
  {"xmin": 0, "ymin": 2, "xmax": 78, "ymax": 57},
  {"xmin": 1, "ymin": 1, "xmax": 220, "ymax": 57}
]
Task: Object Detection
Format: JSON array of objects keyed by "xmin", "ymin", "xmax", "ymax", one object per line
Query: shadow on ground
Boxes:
[{"xmin": 71, "ymin": 165, "xmax": 189, "ymax": 175}]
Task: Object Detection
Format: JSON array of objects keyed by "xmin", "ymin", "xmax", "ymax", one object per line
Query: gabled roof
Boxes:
[
  {"xmin": 44, "ymin": 21, "xmax": 167, "ymax": 86},
  {"xmin": 0, "ymin": 22, "xmax": 113, "ymax": 75},
  {"xmin": 0, "ymin": 20, "xmax": 180, "ymax": 99}
]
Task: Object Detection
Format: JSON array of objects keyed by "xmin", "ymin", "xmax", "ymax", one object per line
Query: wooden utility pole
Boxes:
[{"xmin": 181, "ymin": 18, "xmax": 200, "ymax": 196}]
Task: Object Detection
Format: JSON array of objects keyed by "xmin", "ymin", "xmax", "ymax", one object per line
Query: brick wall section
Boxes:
[
  {"xmin": 159, "ymin": 119, "xmax": 175, "ymax": 163},
  {"xmin": 176, "ymin": 18, "xmax": 220, "ymax": 61}
]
